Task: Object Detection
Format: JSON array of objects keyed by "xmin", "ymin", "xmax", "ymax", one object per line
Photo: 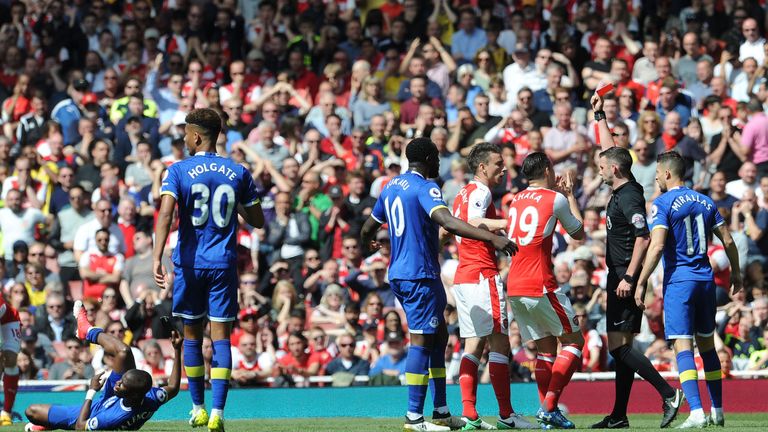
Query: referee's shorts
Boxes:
[{"xmin": 606, "ymin": 268, "xmax": 642, "ymax": 334}]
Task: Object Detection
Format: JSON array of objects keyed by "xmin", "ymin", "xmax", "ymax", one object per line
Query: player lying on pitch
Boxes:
[{"xmin": 24, "ymin": 301, "xmax": 182, "ymax": 431}]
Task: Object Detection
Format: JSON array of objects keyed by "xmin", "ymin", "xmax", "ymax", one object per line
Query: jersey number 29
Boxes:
[{"xmin": 191, "ymin": 183, "xmax": 236, "ymax": 227}]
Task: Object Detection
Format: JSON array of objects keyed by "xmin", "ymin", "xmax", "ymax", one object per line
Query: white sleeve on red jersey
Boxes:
[
  {"xmin": 710, "ymin": 247, "xmax": 729, "ymax": 271},
  {"xmin": 466, "ymin": 187, "xmax": 492, "ymax": 220},
  {"xmin": 553, "ymin": 192, "xmax": 583, "ymax": 236}
]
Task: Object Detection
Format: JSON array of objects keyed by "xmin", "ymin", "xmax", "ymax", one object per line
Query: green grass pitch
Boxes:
[{"xmin": 9, "ymin": 413, "xmax": 767, "ymax": 431}]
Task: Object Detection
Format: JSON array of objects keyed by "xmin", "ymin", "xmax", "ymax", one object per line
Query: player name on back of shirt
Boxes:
[
  {"xmin": 387, "ymin": 176, "xmax": 410, "ymax": 190},
  {"xmin": 186, "ymin": 162, "xmax": 238, "ymax": 180},
  {"xmin": 511, "ymin": 190, "xmax": 544, "ymax": 203},
  {"xmin": 670, "ymin": 192, "xmax": 713, "ymax": 212}
]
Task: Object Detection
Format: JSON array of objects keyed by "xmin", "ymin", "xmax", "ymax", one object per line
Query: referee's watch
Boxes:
[{"xmin": 622, "ymin": 274, "xmax": 635, "ymax": 285}]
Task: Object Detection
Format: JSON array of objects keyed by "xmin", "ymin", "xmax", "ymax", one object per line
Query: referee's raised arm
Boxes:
[{"xmin": 591, "ymin": 91, "xmax": 617, "ymax": 151}]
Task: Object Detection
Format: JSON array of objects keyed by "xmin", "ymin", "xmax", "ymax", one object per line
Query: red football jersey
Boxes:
[
  {"xmin": 506, "ymin": 187, "xmax": 582, "ymax": 297},
  {"xmin": 453, "ymin": 181, "xmax": 499, "ymax": 284},
  {"xmin": 0, "ymin": 298, "xmax": 20, "ymax": 324}
]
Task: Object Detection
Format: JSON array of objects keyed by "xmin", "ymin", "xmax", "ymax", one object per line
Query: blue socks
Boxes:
[
  {"xmin": 428, "ymin": 345, "xmax": 448, "ymax": 413},
  {"xmin": 405, "ymin": 345, "xmax": 430, "ymax": 417},
  {"xmin": 183, "ymin": 339, "xmax": 205, "ymax": 406},
  {"xmin": 700, "ymin": 349, "xmax": 722, "ymax": 409},
  {"xmin": 676, "ymin": 350, "xmax": 702, "ymax": 410},
  {"xmin": 210, "ymin": 340, "xmax": 232, "ymax": 411}
]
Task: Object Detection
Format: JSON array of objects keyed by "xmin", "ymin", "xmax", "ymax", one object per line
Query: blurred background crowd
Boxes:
[{"xmin": 1, "ymin": 0, "xmax": 768, "ymax": 388}]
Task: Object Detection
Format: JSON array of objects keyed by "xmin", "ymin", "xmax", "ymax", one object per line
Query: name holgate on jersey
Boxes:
[{"xmin": 186, "ymin": 162, "xmax": 238, "ymax": 181}]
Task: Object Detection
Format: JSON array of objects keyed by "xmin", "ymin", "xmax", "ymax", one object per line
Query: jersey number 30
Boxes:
[
  {"xmin": 191, "ymin": 184, "xmax": 236, "ymax": 227},
  {"xmin": 507, "ymin": 206, "xmax": 539, "ymax": 246}
]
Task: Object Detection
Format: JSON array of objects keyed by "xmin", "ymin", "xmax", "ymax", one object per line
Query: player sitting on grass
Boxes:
[{"xmin": 24, "ymin": 301, "xmax": 183, "ymax": 431}]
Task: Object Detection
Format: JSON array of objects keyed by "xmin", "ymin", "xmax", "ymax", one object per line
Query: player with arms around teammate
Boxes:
[
  {"xmin": 153, "ymin": 108, "xmax": 264, "ymax": 432},
  {"xmin": 636, "ymin": 151, "xmax": 742, "ymax": 428},
  {"xmin": 591, "ymin": 93, "xmax": 683, "ymax": 429},
  {"xmin": 25, "ymin": 302, "xmax": 183, "ymax": 431},
  {"xmin": 506, "ymin": 152, "xmax": 584, "ymax": 429},
  {"xmin": 361, "ymin": 137, "xmax": 518, "ymax": 432},
  {"xmin": 451, "ymin": 143, "xmax": 534, "ymax": 430}
]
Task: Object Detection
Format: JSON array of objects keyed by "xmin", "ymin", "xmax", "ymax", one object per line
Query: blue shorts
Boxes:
[
  {"xmin": 46, "ymin": 372, "xmax": 122, "ymax": 429},
  {"xmin": 663, "ymin": 279, "xmax": 717, "ymax": 340},
  {"xmin": 390, "ymin": 278, "xmax": 446, "ymax": 334},
  {"xmin": 173, "ymin": 266, "xmax": 239, "ymax": 322}
]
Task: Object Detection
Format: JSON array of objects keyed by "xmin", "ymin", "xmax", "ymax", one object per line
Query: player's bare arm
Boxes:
[
  {"xmin": 466, "ymin": 217, "xmax": 507, "ymax": 232},
  {"xmin": 590, "ymin": 92, "xmax": 616, "ymax": 151},
  {"xmin": 554, "ymin": 172, "xmax": 586, "ymax": 240},
  {"xmin": 361, "ymin": 216, "xmax": 383, "ymax": 252},
  {"xmin": 713, "ymin": 224, "xmax": 743, "ymax": 295},
  {"xmin": 430, "ymin": 207, "xmax": 518, "ymax": 256},
  {"xmin": 635, "ymin": 227, "xmax": 668, "ymax": 310},
  {"xmin": 237, "ymin": 202, "xmax": 265, "ymax": 229},
  {"xmin": 74, "ymin": 370, "xmax": 106, "ymax": 431},
  {"xmin": 162, "ymin": 330, "xmax": 184, "ymax": 400},
  {"xmin": 617, "ymin": 235, "xmax": 651, "ymax": 298},
  {"xmin": 153, "ymin": 194, "xmax": 176, "ymax": 289}
]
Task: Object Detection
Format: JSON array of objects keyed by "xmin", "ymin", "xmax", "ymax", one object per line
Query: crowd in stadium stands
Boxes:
[{"xmin": 2, "ymin": 0, "xmax": 768, "ymax": 389}]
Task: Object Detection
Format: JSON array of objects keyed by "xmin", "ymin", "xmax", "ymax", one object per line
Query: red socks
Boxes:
[
  {"xmin": 535, "ymin": 353, "xmax": 555, "ymax": 403},
  {"xmin": 488, "ymin": 352, "xmax": 513, "ymax": 418},
  {"xmin": 3, "ymin": 370, "xmax": 19, "ymax": 413},
  {"xmin": 459, "ymin": 354, "xmax": 479, "ymax": 419},
  {"xmin": 543, "ymin": 344, "xmax": 582, "ymax": 412}
]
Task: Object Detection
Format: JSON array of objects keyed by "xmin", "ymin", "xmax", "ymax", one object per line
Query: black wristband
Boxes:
[
  {"xmin": 622, "ymin": 274, "xmax": 635, "ymax": 284},
  {"xmin": 594, "ymin": 110, "xmax": 606, "ymax": 121}
]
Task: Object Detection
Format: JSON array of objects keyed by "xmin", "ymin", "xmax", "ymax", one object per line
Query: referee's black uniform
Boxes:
[{"xmin": 605, "ymin": 180, "xmax": 648, "ymax": 333}]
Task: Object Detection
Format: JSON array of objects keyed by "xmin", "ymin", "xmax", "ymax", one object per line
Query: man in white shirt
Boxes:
[
  {"xmin": 739, "ymin": 18, "xmax": 766, "ymax": 65},
  {"xmin": 0, "ymin": 189, "xmax": 46, "ymax": 259},
  {"xmin": 726, "ymin": 161, "xmax": 763, "ymax": 200},
  {"xmin": 502, "ymin": 43, "xmax": 539, "ymax": 100},
  {"xmin": 73, "ymin": 198, "xmax": 126, "ymax": 263}
]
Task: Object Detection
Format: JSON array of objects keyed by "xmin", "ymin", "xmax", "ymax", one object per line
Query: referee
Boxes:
[{"xmin": 590, "ymin": 91, "xmax": 683, "ymax": 429}]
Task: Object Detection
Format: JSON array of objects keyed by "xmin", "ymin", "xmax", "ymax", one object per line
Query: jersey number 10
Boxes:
[
  {"xmin": 191, "ymin": 183, "xmax": 236, "ymax": 228},
  {"xmin": 384, "ymin": 196, "xmax": 405, "ymax": 237}
]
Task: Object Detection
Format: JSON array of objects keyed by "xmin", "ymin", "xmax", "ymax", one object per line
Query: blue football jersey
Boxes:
[
  {"xmin": 371, "ymin": 171, "xmax": 448, "ymax": 281},
  {"xmin": 86, "ymin": 373, "xmax": 168, "ymax": 430},
  {"xmin": 649, "ymin": 186, "xmax": 725, "ymax": 284},
  {"xmin": 160, "ymin": 152, "xmax": 260, "ymax": 269}
]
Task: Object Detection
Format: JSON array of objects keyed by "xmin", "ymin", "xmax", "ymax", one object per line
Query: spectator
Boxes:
[
  {"xmin": 451, "ymin": 8, "xmax": 486, "ymax": 63},
  {"xmin": 739, "ymin": 18, "xmax": 766, "ymax": 65},
  {"xmin": 231, "ymin": 333, "xmax": 272, "ymax": 387},
  {"xmin": 50, "ymin": 185, "xmax": 93, "ymax": 285},
  {"xmin": 141, "ymin": 339, "xmax": 172, "ymax": 385},
  {"xmin": 17, "ymin": 349, "xmax": 42, "ymax": 380},
  {"xmin": 72, "ymin": 199, "xmax": 126, "ymax": 263},
  {"xmin": 78, "ymin": 228, "xmax": 123, "ymax": 300},
  {"xmin": 325, "ymin": 332, "xmax": 370, "ymax": 384},
  {"xmin": 742, "ymin": 98, "xmax": 768, "ymax": 176},
  {"xmin": 34, "ymin": 292, "xmax": 75, "ymax": 342},
  {"xmin": 726, "ymin": 162, "xmax": 760, "ymax": 200},
  {"xmin": 273, "ymin": 331, "xmax": 322, "ymax": 387},
  {"xmin": 368, "ymin": 330, "xmax": 407, "ymax": 384},
  {"xmin": 48, "ymin": 338, "xmax": 94, "ymax": 380},
  {"xmin": 124, "ymin": 287, "xmax": 172, "ymax": 342},
  {"xmin": 310, "ymin": 283, "xmax": 345, "ymax": 326},
  {"xmin": 120, "ymin": 230, "xmax": 168, "ymax": 305},
  {"xmin": 0, "ymin": 188, "xmax": 46, "ymax": 260}
]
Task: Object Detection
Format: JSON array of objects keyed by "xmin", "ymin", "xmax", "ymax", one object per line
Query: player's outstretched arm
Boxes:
[
  {"xmin": 153, "ymin": 194, "xmax": 176, "ymax": 289},
  {"xmin": 467, "ymin": 217, "xmax": 508, "ymax": 232},
  {"xmin": 75, "ymin": 370, "xmax": 106, "ymax": 430},
  {"xmin": 713, "ymin": 224, "xmax": 743, "ymax": 295},
  {"xmin": 431, "ymin": 207, "xmax": 518, "ymax": 255},
  {"xmin": 162, "ymin": 330, "xmax": 184, "ymax": 400},
  {"xmin": 635, "ymin": 227, "xmax": 668, "ymax": 309}
]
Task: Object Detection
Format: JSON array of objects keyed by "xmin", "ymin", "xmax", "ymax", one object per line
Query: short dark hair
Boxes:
[
  {"xmin": 185, "ymin": 108, "xmax": 222, "ymax": 141},
  {"xmin": 467, "ymin": 142, "xmax": 501, "ymax": 175},
  {"xmin": 95, "ymin": 228, "xmax": 111, "ymax": 238},
  {"xmin": 657, "ymin": 151, "xmax": 685, "ymax": 178},
  {"xmin": 599, "ymin": 146, "xmax": 633, "ymax": 176},
  {"xmin": 521, "ymin": 152, "xmax": 551, "ymax": 181},
  {"xmin": 405, "ymin": 137, "xmax": 437, "ymax": 164}
]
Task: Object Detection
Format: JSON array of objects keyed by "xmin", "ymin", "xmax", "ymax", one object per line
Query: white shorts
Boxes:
[
  {"xmin": 454, "ymin": 273, "xmax": 508, "ymax": 338},
  {"xmin": 1, "ymin": 321, "xmax": 20, "ymax": 352},
  {"xmin": 509, "ymin": 289, "xmax": 579, "ymax": 341}
]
